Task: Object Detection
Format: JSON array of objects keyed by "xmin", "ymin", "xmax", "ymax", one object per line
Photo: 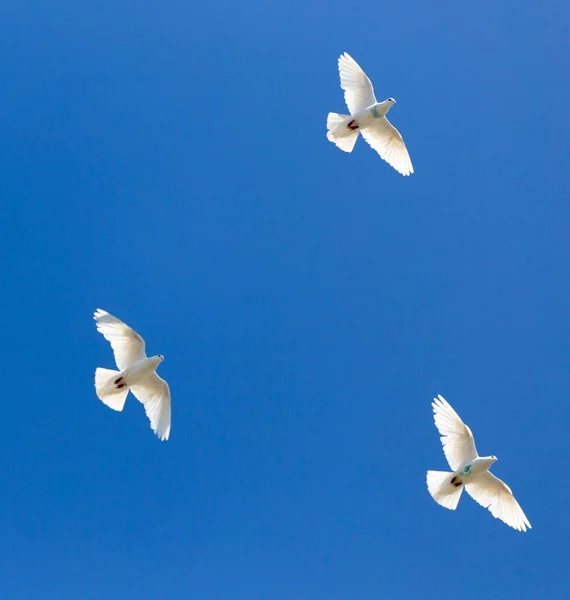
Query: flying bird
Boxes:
[
  {"xmin": 93, "ymin": 308, "xmax": 171, "ymax": 441},
  {"xmin": 326, "ymin": 52, "xmax": 413, "ymax": 176},
  {"xmin": 427, "ymin": 395, "xmax": 531, "ymax": 532}
]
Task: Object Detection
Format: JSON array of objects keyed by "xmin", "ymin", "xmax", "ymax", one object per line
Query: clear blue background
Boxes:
[{"xmin": 1, "ymin": 1, "xmax": 569, "ymax": 598}]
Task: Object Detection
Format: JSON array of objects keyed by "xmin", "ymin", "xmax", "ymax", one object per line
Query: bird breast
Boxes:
[
  {"xmin": 124, "ymin": 357, "xmax": 159, "ymax": 383},
  {"xmin": 355, "ymin": 105, "xmax": 387, "ymax": 127},
  {"xmin": 467, "ymin": 457, "xmax": 495, "ymax": 475}
]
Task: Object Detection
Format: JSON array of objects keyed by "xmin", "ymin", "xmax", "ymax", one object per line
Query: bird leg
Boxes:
[
  {"xmin": 347, "ymin": 119, "xmax": 359, "ymax": 130},
  {"xmin": 450, "ymin": 476, "xmax": 463, "ymax": 488},
  {"xmin": 114, "ymin": 376, "xmax": 126, "ymax": 389}
]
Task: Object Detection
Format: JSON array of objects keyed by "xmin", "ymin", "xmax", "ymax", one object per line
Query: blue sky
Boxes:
[{"xmin": 1, "ymin": 1, "xmax": 569, "ymax": 598}]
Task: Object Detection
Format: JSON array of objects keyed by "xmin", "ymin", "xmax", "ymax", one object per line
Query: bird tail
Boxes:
[
  {"xmin": 426, "ymin": 470, "xmax": 464, "ymax": 510},
  {"xmin": 94, "ymin": 368, "xmax": 129, "ymax": 411},
  {"xmin": 326, "ymin": 112, "xmax": 359, "ymax": 152}
]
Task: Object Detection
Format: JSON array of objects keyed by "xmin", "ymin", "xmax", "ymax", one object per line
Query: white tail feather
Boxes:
[
  {"xmin": 94, "ymin": 367, "xmax": 129, "ymax": 411},
  {"xmin": 326, "ymin": 112, "xmax": 359, "ymax": 153},
  {"xmin": 426, "ymin": 470, "xmax": 464, "ymax": 511}
]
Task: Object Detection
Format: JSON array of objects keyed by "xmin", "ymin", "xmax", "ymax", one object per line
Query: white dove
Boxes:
[
  {"xmin": 427, "ymin": 395, "xmax": 531, "ymax": 532},
  {"xmin": 326, "ymin": 52, "xmax": 413, "ymax": 176},
  {"xmin": 94, "ymin": 308, "xmax": 171, "ymax": 441}
]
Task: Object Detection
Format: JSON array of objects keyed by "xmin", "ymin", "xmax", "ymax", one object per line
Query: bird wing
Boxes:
[
  {"xmin": 94, "ymin": 308, "xmax": 147, "ymax": 371},
  {"xmin": 130, "ymin": 374, "xmax": 171, "ymax": 441},
  {"xmin": 465, "ymin": 471, "xmax": 531, "ymax": 532},
  {"xmin": 360, "ymin": 117, "xmax": 414, "ymax": 176},
  {"xmin": 432, "ymin": 395, "xmax": 478, "ymax": 471},
  {"xmin": 338, "ymin": 52, "xmax": 377, "ymax": 116}
]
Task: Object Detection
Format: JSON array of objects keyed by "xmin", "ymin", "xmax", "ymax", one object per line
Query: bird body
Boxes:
[
  {"xmin": 95, "ymin": 355, "xmax": 163, "ymax": 398},
  {"xmin": 326, "ymin": 53, "xmax": 413, "ymax": 176},
  {"xmin": 94, "ymin": 309, "xmax": 171, "ymax": 441},
  {"xmin": 451, "ymin": 455, "xmax": 497, "ymax": 481},
  {"xmin": 121, "ymin": 355, "xmax": 164, "ymax": 384},
  {"xmin": 427, "ymin": 395, "xmax": 531, "ymax": 532},
  {"xmin": 353, "ymin": 99, "xmax": 396, "ymax": 125},
  {"xmin": 329, "ymin": 100, "xmax": 396, "ymax": 139}
]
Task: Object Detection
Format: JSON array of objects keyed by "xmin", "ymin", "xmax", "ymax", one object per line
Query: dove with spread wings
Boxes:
[
  {"xmin": 93, "ymin": 309, "xmax": 171, "ymax": 441},
  {"xmin": 326, "ymin": 52, "xmax": 414, "ymax": 176},
  {"xmin": 427, "ymin": 395, "xmax": 531, "ymax": 532}
]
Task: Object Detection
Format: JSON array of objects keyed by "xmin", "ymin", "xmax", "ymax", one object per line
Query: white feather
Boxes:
[
  {"xmin": 465, "ymin": 472, "xmax": 532, "ymax": 532},
  {"xmin": 432, "ymin": 395, "xmax": 478, "ymax": 471},
  {"xmin": 94, "ymin": 308, "xmax": 147, "ymax": 370},
  {"xmin": 130, "ymin": 375, "xmax": 171, "ymax": 441},
  {"xmin": 94, "ymin": 367, "xmax": 128, "ymax": 411},
  {"xmin": 326, "ymin": 112, "xmax": 359, "ymax": 152},
  {"xmin": 426, "ymin": 470, "xmax": 463, "ymax": 511},
  {"xmin": 360, "ymin": 118, "xmax": 414, "ymax": 176},
  {"xmin": 338, "ymin": 52, "xmax": 376, "ymax": 116}
]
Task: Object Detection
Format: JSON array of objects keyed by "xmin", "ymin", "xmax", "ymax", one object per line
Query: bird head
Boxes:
[
  {"xmin": 378, "ymin": 98, "xmax": 396, "ymax": 115},
  {"xmin": 158, "ymin": 354, "xmax": 164, "ymax": 362},
  {"xmin": 490, "ymin": 455, "xmax": 498, "ymax": 463}
]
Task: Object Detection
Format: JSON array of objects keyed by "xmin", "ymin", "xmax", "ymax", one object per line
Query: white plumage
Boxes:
[
  {"xmin": 427, "ymin": 395, "xmax": 531, "ymax": 532},
  {"xmin": 93, "ymin": 309, "xmax": 171, "ymax": 441},
  {"xmin": 326, "ymin": 52, "xmax": 414, "ymax": 176}
]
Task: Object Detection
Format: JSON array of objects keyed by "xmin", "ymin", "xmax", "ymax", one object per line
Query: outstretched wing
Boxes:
[
  {"xmin": 432, "ymin": 395, "xmax": 478, "ymax": 471},
  {"xmin": 360, "ymin": 117, "xmax": 414, "ymax": 176},
  {"xmin": 94, "ymin": 308, "xmax": 147, "ymax": 371},
  {"xmin": 130, "ymin": 374, "xmax": 171, "ymax": 441},
  {"xmin": 338, "ymin": 52, "xmax": 377, "ymax": 116},
  {"xmin": 465, "ymin": 472, "xmax": 531, "ymax": 532}
]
